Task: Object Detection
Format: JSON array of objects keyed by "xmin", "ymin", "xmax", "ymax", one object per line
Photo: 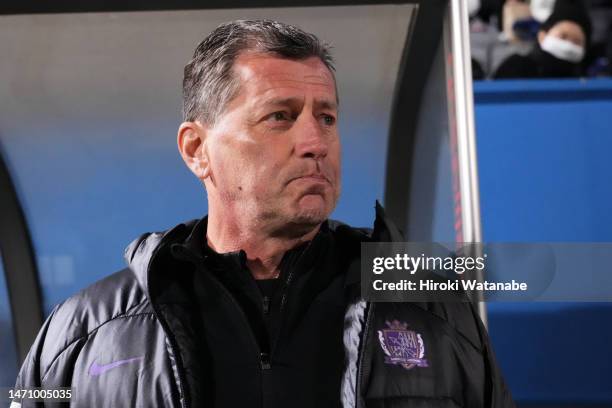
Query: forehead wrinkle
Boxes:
[
  {"xmin": 237, "ymin": 62, "xmax": 334, "ymax": 85},
  {"xmin": 259, "ymin": 95, "xmax": 305, "ymax": 108},
  {"xmin": 251, "ymin": 76, "xmax": 334, "ymax": 93},
  {"xmin": 234, "ymin": 52, "xmax": 335, "ymax": 82},
  {"xmin": 251, "ymin": 80, "xmax": 335, "ymax": 105}
]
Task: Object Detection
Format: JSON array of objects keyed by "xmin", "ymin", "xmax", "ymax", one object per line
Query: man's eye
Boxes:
[
  {"xmin": 322, "ymin": 115, "xmax": 336, "ymax": 126},
  {"xmin": 271, "ymin": 111, "xmax": 289, "ymax": 121}
]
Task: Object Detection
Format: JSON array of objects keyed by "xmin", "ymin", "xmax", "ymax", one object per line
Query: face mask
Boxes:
[
  {"xmin": 540, "ymin": 35, "xmax": 585, "ymax": 63},
  {"xmin": 530, "ymin": 0, "xmax": 556, "ymax": 22},
  {"xmin": 467, "ymin": 0, "xmax": 481, "ymax": 17}
]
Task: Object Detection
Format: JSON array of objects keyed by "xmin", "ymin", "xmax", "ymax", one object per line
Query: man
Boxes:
[{"xmin": 14, "ymin": 20, "xmax": 514, "ymax": 407}]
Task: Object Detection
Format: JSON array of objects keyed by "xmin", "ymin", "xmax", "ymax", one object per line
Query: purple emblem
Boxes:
[
  {"xmin": 377, "ymin": 320, "xmax": 428, "ymax": 370},
  {"xmin": 89, "ymin": 356, "xmax": 144, "ymax": 376}
]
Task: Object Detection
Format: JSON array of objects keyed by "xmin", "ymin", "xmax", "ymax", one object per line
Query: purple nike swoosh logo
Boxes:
[{"xmin": 89, "ymin": 356, "xmax": 144, "ymax": 376}]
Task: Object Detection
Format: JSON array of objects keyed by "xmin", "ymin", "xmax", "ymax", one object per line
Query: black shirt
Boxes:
[
  {"xmin": 171, "ymin": 218, "xmax": 348, "ymax": 408},
  {"xmin": 494, "ymin": 46, "xmax": 582, "ymax": 79}
]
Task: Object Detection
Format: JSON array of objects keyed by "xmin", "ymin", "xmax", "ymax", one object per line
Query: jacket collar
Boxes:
[
  {"xmin": 372, "ymin": 200, "xmax": 403, "ymax": 241},
  {"xmin": 123, "ymin": 201, "xmax": 403, "ymax": 299},
  {"xmin": 123, "ymin": 220, "xmax": 197, "ymax": 299}
]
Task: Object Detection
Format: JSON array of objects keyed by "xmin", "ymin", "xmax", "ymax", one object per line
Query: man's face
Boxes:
[{"xmin": 203, "ymin": 53, "xmax": 341, "ymax": 233}]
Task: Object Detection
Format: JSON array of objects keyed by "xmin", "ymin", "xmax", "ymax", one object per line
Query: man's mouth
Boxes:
[{"xmin": 289, "ymin": 173, "xmax": 330, "ymax": 185}]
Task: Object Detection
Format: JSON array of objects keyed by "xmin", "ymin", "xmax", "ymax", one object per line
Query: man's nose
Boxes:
[{"xmin": 293, "ymin": 114, "xmax": 329, "ymax": 159}]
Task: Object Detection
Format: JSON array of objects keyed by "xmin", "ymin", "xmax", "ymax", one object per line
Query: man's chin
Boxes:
[
  {"xmin": 271, "ymin": 201, "xmax": 331, "ymax": 238},
  {"xmin": 294, "ymin": 195, "xmax": 331, "ymax": 223},
  {"xmin": 292, "ymin": 209, "xmax": 327, "ymax": 227}
]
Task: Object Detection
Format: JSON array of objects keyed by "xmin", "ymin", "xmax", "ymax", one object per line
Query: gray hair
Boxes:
[{"xmin": 182, "ymin": 19, "xmax": 336, "ymax": 124}]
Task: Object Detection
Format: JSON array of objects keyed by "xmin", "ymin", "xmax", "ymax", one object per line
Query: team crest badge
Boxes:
[{"xmin": 378, "ymin": 320, "xmax": 428, "ymax": 370}]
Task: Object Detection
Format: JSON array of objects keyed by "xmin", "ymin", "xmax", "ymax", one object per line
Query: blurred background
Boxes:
[
  {"xmin": 470, "ymin": 0, "xmax": 612, "ymax": 79},
  {"xmin": 0, "ymin": 1, "xmax": 611, "ymax": 407}
]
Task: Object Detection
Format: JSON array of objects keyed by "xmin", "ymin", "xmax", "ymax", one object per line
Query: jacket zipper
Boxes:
[
  {"xmin": 271, "ymin": 240, "xmax": 313, "ymax": 357},
  {"xmin": 355, "ymin": 301, "xmax": 375, "ymax": 408},
  {"xmin": 177, "ymin": 246, "xmax": 268, "ymax": 370},
  {"xmin": 210, "ymin": 243, "xmax": 311, "ymax": 371},
  {"xmin": 206, "ymin": 268, "xmax": 269, "ymax": 370}
]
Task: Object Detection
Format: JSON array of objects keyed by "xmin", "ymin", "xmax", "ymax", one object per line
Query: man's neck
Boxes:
[{"xmin": 205, "ymin": 211, "xmax": 320, "ymax": 280}]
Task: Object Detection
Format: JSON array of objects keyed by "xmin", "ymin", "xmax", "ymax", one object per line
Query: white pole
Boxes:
[{"xmin": 445, "ymin": 0, "xmax": 488, "ymax": 327}]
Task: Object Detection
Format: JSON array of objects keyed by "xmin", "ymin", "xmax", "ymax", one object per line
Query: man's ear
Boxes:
[{"xmin": 177, "ymin": 121, "xmax": 211, "ymax": 181}]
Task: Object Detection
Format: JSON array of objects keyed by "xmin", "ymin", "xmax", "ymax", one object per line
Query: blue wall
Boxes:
[{"xmin": 474, "ymin": 78, "xmax": 612, "ymax": 405}]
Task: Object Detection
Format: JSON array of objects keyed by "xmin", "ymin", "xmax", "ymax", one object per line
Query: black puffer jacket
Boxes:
[{"xmin": 13, "ymin": 205, "xmax": 514, "ymax": 407}]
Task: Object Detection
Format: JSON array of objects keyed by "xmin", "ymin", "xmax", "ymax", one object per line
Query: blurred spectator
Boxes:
[
  {"xmin": 470, "ymin": 0, "xmax": 540, "ymax": 79},
  {"xmin": 530, "ymin": 0, "xmax": 557, "ymax": 22},
  {"xmin": 469, "ymin": 0, "xmax": 483, "ymax": 17},
  {"xmin": 494, "ymin": 0, "xmax": 592, "ymax": 78},
  {"xmin": 502, "ymin": 0, "xmax": 533, "ymax": 42},
  {"xmin": 584, "ymin": 0, "xmax": 612, "ymax": 76},
  {"xmin": 474, "ymin": 0, "xmax": 505, "ymax": 29}
]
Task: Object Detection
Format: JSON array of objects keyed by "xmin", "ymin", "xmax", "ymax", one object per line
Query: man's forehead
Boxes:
[{"xmin": 233, "ymin": 53, "xmax": 336, "ymax": 97}]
